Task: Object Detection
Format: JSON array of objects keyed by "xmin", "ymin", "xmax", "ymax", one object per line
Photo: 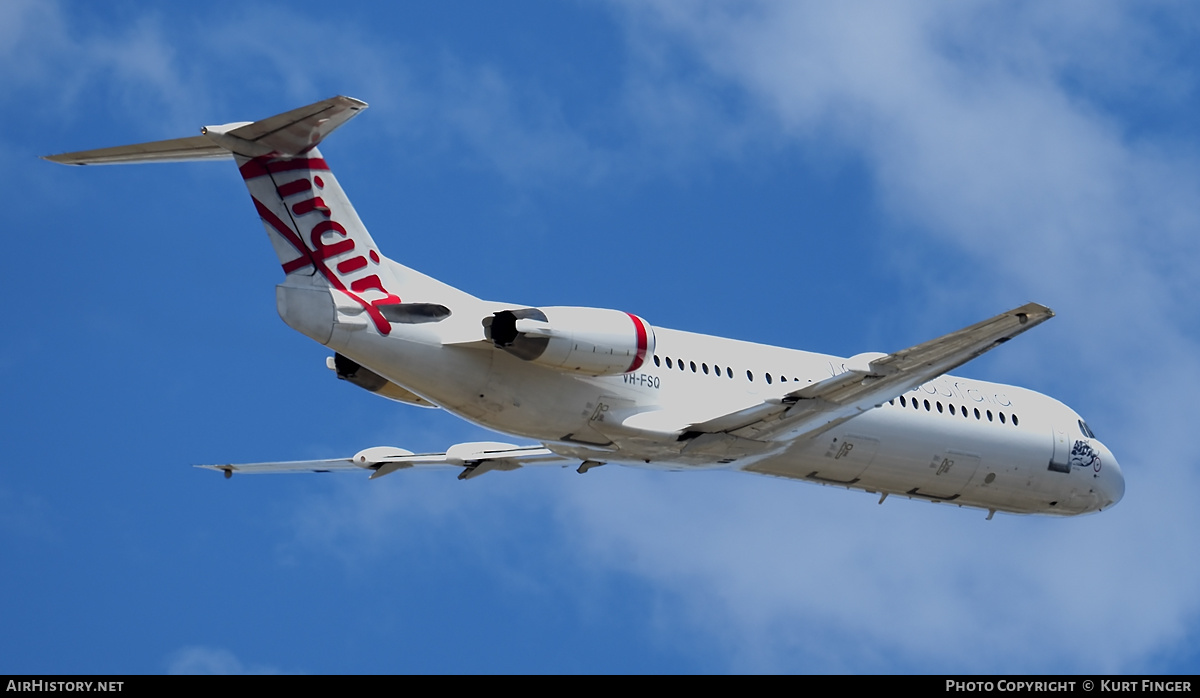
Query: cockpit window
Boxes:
[{"xmin": 1079, "ymin": 419, "xmax": 1097, "ymax": 439}]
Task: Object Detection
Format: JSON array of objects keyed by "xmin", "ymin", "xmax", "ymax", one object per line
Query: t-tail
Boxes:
[{"xmin": 44, "ymin": 96, "xmax": 476, "ymax": 344}]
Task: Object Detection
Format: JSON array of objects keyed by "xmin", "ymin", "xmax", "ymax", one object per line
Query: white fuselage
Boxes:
[{"xmin": 325, "ymin": 293, "xmax": 1124, "ymax": 517}]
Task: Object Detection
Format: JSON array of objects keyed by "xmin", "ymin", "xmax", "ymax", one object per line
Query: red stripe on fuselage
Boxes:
[{"xmin": 626, "ymin": 313, "xmax": 648, "ymax": 373}]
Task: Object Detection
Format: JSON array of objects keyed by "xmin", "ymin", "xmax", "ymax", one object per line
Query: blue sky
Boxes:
[{"xmin": 3, "ymin": 0, "xmax": 1200, "ymax": 674}]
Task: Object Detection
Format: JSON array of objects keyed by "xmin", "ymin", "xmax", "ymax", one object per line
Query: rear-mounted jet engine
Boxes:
[
  {"xmin": 482, "ymin": 306, "xmax": 655, "ymax": 376},
  {"xmin": 328, "ymin": 353, "xmax": 437, "ymax": 407}
]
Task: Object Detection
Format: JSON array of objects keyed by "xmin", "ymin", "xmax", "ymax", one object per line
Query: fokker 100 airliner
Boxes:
[{"xmin": 46, "ymin": 96, "xmax": 1124, "ymax": 518}]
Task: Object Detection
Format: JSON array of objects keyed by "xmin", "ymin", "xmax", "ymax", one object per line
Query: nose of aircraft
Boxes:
[{"xmin": 1095, "ymin": 442, "xmax": 1125, "ymax": 511}]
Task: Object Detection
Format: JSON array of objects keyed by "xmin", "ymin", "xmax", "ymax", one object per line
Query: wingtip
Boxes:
[
  {"xmin": 1014, "ymin": 301, "xmax": 1054, "ymax": 320},
  {"xmin": 41, "ymin": 154, "xmax": 84, "ymax": 166},
  {"xmin": 336, "ymin": 95, "xmax": 369, "ymax": 110}
]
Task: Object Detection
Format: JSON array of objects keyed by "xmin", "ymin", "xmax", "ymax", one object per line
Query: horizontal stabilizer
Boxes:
[
  {"xmin": 211, "ymin": 95, "xmax": 366, "ymax": 158},
  {"xmin": 43, "ymin": 96, "xmax": 368, "ymax": 165},
  {"xmin": 42, "ymin": 135, "xmax": 231, "ymax": 166}
]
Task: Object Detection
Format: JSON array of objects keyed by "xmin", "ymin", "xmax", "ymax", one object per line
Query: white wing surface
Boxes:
[{"xmin": 688, "ymin": 302, "xmax": 1054, "ymax": 441}]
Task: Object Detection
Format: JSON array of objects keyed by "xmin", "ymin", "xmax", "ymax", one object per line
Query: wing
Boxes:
[
  {"xmin": 197, "ymin": 441, "xmax": 568, "ymax": 480},
  {"xmin": 688, "ymin": 302, "xmax": 1054, "ymax": 441}
]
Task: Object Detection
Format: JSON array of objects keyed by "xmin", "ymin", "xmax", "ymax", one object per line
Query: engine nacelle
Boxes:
[
  {"xmin": 328, "ymin": 354, "xmax": 437, "ymax": 407},
  {"xmin": 483, "ymin": 306, "xmax": 655, "ymax": 376}
]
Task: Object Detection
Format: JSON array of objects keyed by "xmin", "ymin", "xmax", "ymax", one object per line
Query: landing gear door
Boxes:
[{"xmin": 1049, "ymin": 427, "xmax": 1071, "ymax": 473}]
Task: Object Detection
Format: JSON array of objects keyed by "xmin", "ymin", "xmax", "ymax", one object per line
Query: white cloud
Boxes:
[
  {"xmin": 567, "ymin": 0, "xmax": 1200, "ymax": 671},
  {"xmin": 550, "ymin": 466, "xmax": 1174, "ymax": 672},
  {"xmin": 0, "ymin": 3, "xmax": 208, "ymax": 134},
  {"xmin": 166, "ymin": 646, "xmax": 284, "ymax": 675}
]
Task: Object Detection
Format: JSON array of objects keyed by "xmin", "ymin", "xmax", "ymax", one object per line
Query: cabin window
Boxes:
[
  {"xmin": 653, "ymin": 355, "xmax": 661, "ymax": 367},
  {"xmin": 949, "ymin": 404, "xmax": 956, "ymax": 416},
  {"xmin": 986, "ymin": 410, "xmax": 993, "ymax": 422},
  {"xmin": 746, "ymin": 370, "xmax": 754, "ymax": 382},
  {"xmin": 665, "ymin": 357, "xmax": 673, "ymax": 369},
  {"xmin": 679, "ymin": 360, "xmax": 686, "ymax": 372},
  {"xmin": 727, "ymin": 367, "xmax": 733, "ymax": 379},
  {"xmin": 974, "ymin": 408, "xmax": 981, "ymax": 419},
  {"xmin": 900, "ymin": 396, "xmax": 907, "ymax": 407},
  {"xmin": 924, "ymin": 399, "xmax": 931, "ymax": 411},
  {"xmin": 702, "ymin": 363, "xmax": 709, "ymax": 375},
  {"xmin": 765, "ymin": 373, "xmax": 773, "ymax": 385},
  {"xmin": 999, "ymin": 412, "xmax": 1006, "ymax": 424},
  {"xmin": 1012, "ymin": 414, "xmax": 1019, "ymax": 426},
  {"xmin": 780, "ymin": 375, "xmax": 787, "ymax": 382},
  {"xmin": 936, "ymin": 401, "xmax": 943, "ymax": 413}
]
